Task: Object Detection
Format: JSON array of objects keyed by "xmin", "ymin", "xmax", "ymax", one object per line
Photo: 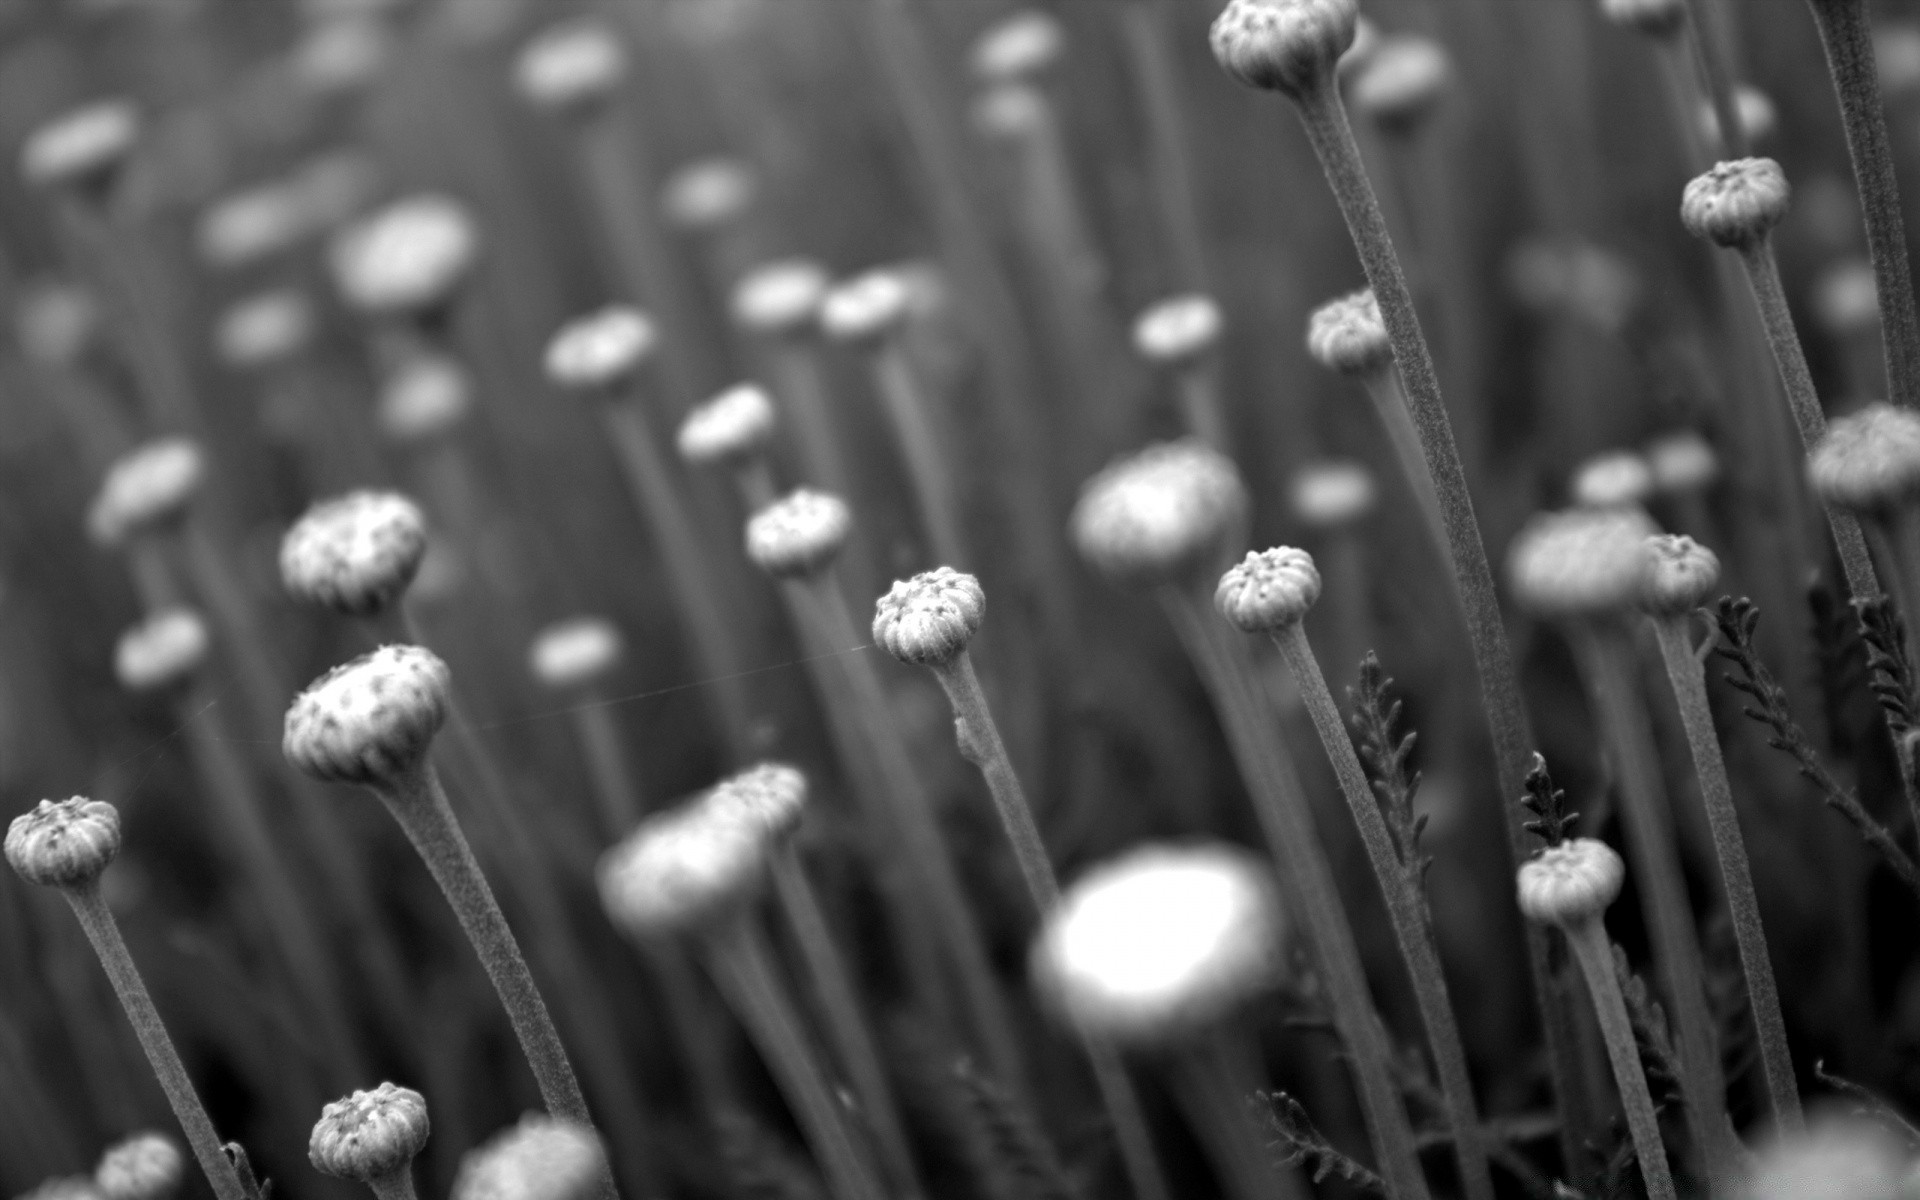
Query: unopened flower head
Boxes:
[
  {"xmin": 21, "ymin": 99, "xmax": 138, "ymax": 193},
  {"xmin": 529, "ymin": 617, "xmax": 623, "ymax": 690},
  {"xmin": 215, "ymin": 290, "xmax": 315, "ymax": 370},
  {"xmin": 1290, "ymin": 460, "xmax": 1376, "ymax": 528},
  {"xmin": 731, "ymin": 259, "xmax": 830, "ymax": 337},
  {"xmin": 820, "ymin": 270, "xmax": 912, "ymax": 345},
  {"xmin": 873, "ymin": 567, "xmax": 985, "ymax": 666},
  {"xmin": 597, "ymin": 795, "xmax": 771, "ymax": 937},
  {"xmin": 746, "ymin": 489, "xmax": 851, "ymax": 579},
  {"xmin": 1599, "ymin": 0, "xmax": 1686, "ymax": 37},
  {"xmin": 1133, "ymin": 294, "xmax": 1223, "ymax": 367},
  {"xmin": 1737, "ymin": 1116, "xmax": 1911, "ymax": 1200},
  {"xmin": 378, "ymin": 354, "xmax": 472, "ymax": 447},
  {"xmin": 17, "ymin": 1178, "xmax": 102, "ymax": 1200},
  {"xmin": 1306, "ymin": 288, "xmax": 1390, "ymax": 377},
  {"xmin": 515, "ymin": 18, "xmax": 628, "ymax": 112},
  {"xmin": 1570, "ymin": 450, "xmax": 1654, "ymax": 510},
  {"xmin": 678, "ymin": 384, "xmax": 777, "ymax": 468},
  {"xmin": 280, "ymin": 491, "xmax": 428, "ymax": 616},
  {"xmin": 115, "ymin": 609, "xmax": 210, "ymax": 693},
  {"xmin": 284, "ymin": 646, "xmax": 452, "ymax": 786},
  {"xmin": 310, "ymin": 1082, "xmax": 430, "ymax": 1182},
  {"xmin": 1813, "ymin": 259, "xmax": 1880, "ymax": 337},
  {"xmin": 1215, "ymin": 547, "xmax": 1321, "ymax": 632},
  {"xmin": 451, "ymin": 1116, "xmax": 606, "ymax": 1200},
  {"xmin": 291, "ymin": 16, "xmax": 392, "ymax": 97},
  {"xmin": 1807, "ymin": 402, "xmax": 1920, "ymax": 513},
  {"xmin": 1071, "ymin": 440, "xmax": 1248, "ymax": 588},
  {"xmin": 970, "ymin": 9, "xmax": 1065, "ymax": 83},
  {"xmin": 94, "ymin": 1133, "xmax": 182, "ymax": 1200},
  {"xmin": 1646, "ymin": 430, "xmax": 1719, "ymax": 494},
  {"xmin": 1210, "ymin": 0, "xmax": 1358, "ymax": 99},
  {"xmin": 1031, "ymin": 842, "xmax": 1285, "ymax": 1045},
  {"xmin": 1348, "ymin": 34, "xmax": 1451, "ymax": 135},
  {"xmin": 1640, "ymin": 534, "xmax": 1721, "ymax": 617},
  {"xmin": 1516, "ymin": 837, "xmax": 1625, "ymax": 926},
  {"xmin": 331, "ymin": 195, "xmax": 478, "ymax": 317},
  {"xmin": 1681, "ymin": 158, "xmax": 1791, "ymax": 249},
  {"xmin": 1506, "ymin": 507, "xmax": 1659, "ymax": 618},
  {"xmin": 544, "ymin": 306, "xmax": 657, "ymax": 391},
  {"xmin": 706, "ymin": 762, "xmax": 807, "ymax": 842},
  {"xmin": 198, "ymin": 182, "xmax": 310, "ymax": 270},
  {"xmin": 972, "ymin": 84, "xmax": 1048, "ymax": 140},
  {"xmin": 660, "ymin": 157, "xmax": 758, "ymax": 232},
  {"xmin": 88, "ymin": 438, "xmax": 204, "ymax": 547},
  {"xmin": 6, "ymin": 797, "xmax": 121, "ymax": 889},
  {"xmin": 1698, "ymin": 85, "xmax": 1777, "ymax": 148}
]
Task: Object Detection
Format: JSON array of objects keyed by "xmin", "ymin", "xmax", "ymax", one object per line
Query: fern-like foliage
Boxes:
[
  {"xmin": 1520, "ymin": 753, "xmax": 1579, "ymax": 848},
  {"xmin": 1610, "ymin": 944, "xmax": 1685, "ymax": 1114},
  {"xmin": 1257, "ymin": 1091, "xmax": 1385, "ymax": 1196},
  {"xmin": 950, "ymin": 1057, "xmax": 1083, "ymax": 1200},
  {"xmin": 1856, "ymin": 597, "xmax": 1918, "ymax": 736},
  {"xmin": 1349, "ymin": 653, "xmax": 1432, "ymax": 886},
  {"xmin": 714, "ymin": 1108, "xmax": 831, "ymax": 1200},
  {"xmin": 1812, "ymin": 1061, "xmax": 1920, "ymax": 1150},
  {"xmin": 1701, "ymin": 912, "xmax": 1758, "ymax": 1093}
]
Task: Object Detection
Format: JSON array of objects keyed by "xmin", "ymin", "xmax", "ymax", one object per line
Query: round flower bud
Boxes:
[
  {"xmin": 330, "ymin": 195, "xmax": 478, "ymax": 318},
  {"xmin": 1570, "ymin": 450, "xmax": 1654, "ymax": 510},
  {"xmin": 529, "ymin": 617, "xmax": 623, "ymax": 690},
  {"xmin": 1210, "ymin": 0, "xmax": 1359, "ymax": 99},
  {"xmin": 597, "ymin": 794, "xmax": 771, "ymax": 937},
  {"xmin": 1289, "ymin": 460, "xmax": 1376, "ymax": 529},
  {"xmin": 970, "ymin": 10, "xmax": 1065, "ymax": 84},
  {"xmin": 1306, "ymin": 288, "xmax": 1390, "ymax": 377},
  {"xmin": 1680, "ymin": 158, "xmax": 1790, "ymax": 250},
  {"xmin": 280, "ymin": 491, "xmax": 428, "ymax": 616},
  {"xmin": 1347, "ymin": 34, "xmax": 1451, "ymax": 136},
  {"xmin": 1640, "ymin": 534, "xmax": 1721, "ymax": 617},
  {"xmin": 309, "ymin": 1082, "xmax": 430, "ymax": 1183},
  {"xmin": 451, "ymin": 1116, "xmax": 607, "ymax": 1200},
  {"xmin": 198, "ymin": 182, "xmax": 309, "ymax": 271},
  {"xmin": 1133, "ymin": 294, "xmax": 1223, "ymax": 368},
  {"xmin": 660, "ymin": 157, "xmax": 757, "ymax": 233},
  {"xmin": 1697, "ymin": 85, "xmax": 1776, "ymax": 148},
  {"xmin": 94, "ymin": 1133, "xmax": 183, "ymax": 1200},
  {"xmin": 1807, "ymin": 402, "xmax": 1920, "ymax": 513},
  {"xmin": 705, "ymin": 762, "xmax": 807, "ymax": 843},
  {"xmin": 284, "ymin": 645, "xmax": 452, "ymax": 786},
  {"xmin": 1030, "ymin": 842, "xmax": 1285, "ymax": 1046},
  {"xmin": 745, "ymin": 489, "xmax": 851, "ymax": 579},
  {"xmin": 544, "ymin": 307, "xmax": 656, "ymax": 391},
  {"xmin": 1599, "ymin": 0, "xmax": 1685, "ymax": 37},
  {"xmin": 1070, "ymin": 440, "xmax": 1248, "ymax": 588},
  {"xmin": 115, "ymin": 609, "xmax": 210, "ymax": 693},
  {"xmin": 6, "ymin": 797, "xmax": 121, "ymax": 889},
  {"xmin": 88, "ymin": 438, "xmax": 204, "ymax": 547},
  {"xmin": 873, "ymin": 567, "xmax": 985, "ymax": 666},
  {"xmin": 21, "ymin": 99, "xmax": 139, "ymax": 193},
  {"xmin": 820, "ymin": 271, "xmax": 912, "ymax": 345},
  {"xmin": 971, "ymin": 84, "xmax": 1048, "ymax": 140},
  {"xmin": 378, "ymin": 354, "xmax": 473, "ymax": 447},
  {"xmin": 1646, "ymin": 430, "xmax": 1719, "ymax": 495},
  {"xmin": 731, "ymin": 259, "xmax": 830, "ymax": 338},
  {"xmin": 1506, "ymin": 507, "xmax": 1659, "ymax": 619},
  {"xmin": 1215, "ymin": 547, "xmax": 1321, "ymax": 632},
  {"xmin": 678, "ymin": 384, "xmax": 777, "ymax": 468},
  {"xmin": 17, "ymin": 282, "xmax": 99, "ymax": 367},
  {"xmin": 1812, "ymin": 259, "xmax": 1880, "ymax": 338},
  {"xmin": 1739, "ymin": 1117, "xmax": 1910, "ymax": 1200},
  {"xmin": 291, "ymin": 16, "xmax": 392, "ymax": 98},
  {"xmin": 1517, "ymin": 837, "xmax": 1625, "ymax": 926},
  {"xmin": 214, "ymin": 290, "xmax": 315, "ymax": 371},
  {"xmin": 514, "ymin": 19, "xmax": 627, "ymax": 113}
]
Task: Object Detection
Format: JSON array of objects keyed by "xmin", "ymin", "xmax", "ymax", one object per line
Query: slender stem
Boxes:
[
  {"xmin": 1168, "ymin": 1029, "xmax": 1310, "ymax": 1200},
  {"xmin": 1805, "ymin": 0, "xmax": 1920, "ymax": 413},
  {"xmin": 702, "ymin": 915, "xmax": 890, "ymax": 1200},
  {"xmin": 1172, "ymin": 366, "xmax": 1229, "ymax": 452},
  {"xmin": 1119, "ymin": 0, "xmax": 1212, "ymax": 293},
  {"xmin": 1682, "ymin": 0, "xmax": 1746, "ymax": 159},
  {"xmin": 1561, "ymin": 919, "xmax": 1680, "ymax": 1200},
  {"xmin": 571, "ymin": 702, "xmax": 646, "ymax": 840},
  {"xmin": 1650, "ymin": 615, "xmax": 1802, "ymax": 1131},
  {"xmin": 62, "ymin": 881, "xmax": 249, "ymax": 1200},
  {"xmin": 1159, "ymin": 585, "xmax": 1431, "ymax": 1200},
  {"xmin": 1872, "ymin": 511, "xmax": 1920, "ymax": 653},
  {"xmin": 365, "ymin": 1168, "xmax": 420, "ymax": 1200},
  {"xmin": 1358, "ymin": 370, "xmax": 1452, "ymax": 571},
  {"xmin": 1654, "ymin": 39, "xmax": 1715, "ymax": 172},
  {"xmin": 765, "ymin": 341, "xmax": 857, "ymax": 503},
  {"xmin": 871, "ymin": 340, "xmax": 968, "ymax": 568},
  {"xmin": 1271, "ymin": 623, "xmax": 1495, "ymax": 1200}
]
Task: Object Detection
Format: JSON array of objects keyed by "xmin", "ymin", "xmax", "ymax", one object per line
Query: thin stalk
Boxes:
[
  {"xmin": 1682, "ymin": 0, "xmax": 1746, "ymax": 159},
  {"xmin": 1270, "ymin": 622, "xmax": 1495, "ymax": 1200},
  {"xmin": 1805, "ymin": 0, "xmax": 1920, "ymax": 413},
  {"xmin": 736, "ymin": 458, "xmax": 780, "ymax": 514},
  {"xmin": 571, "ymin": 701, "xmax": 646, "ymax": 839},
  {"xmin": 363, "ymin": 1170, "xmax": 419, "ymax": 1200},
  {"xmin": 1172, "ymin": 365, "xmax": 1228, "ymax": 453},
  {"xmin": 1357, "ymin": 370, "xmax": 1451, "ymax": 570},
  {"xmin": 61, "ymin": 880, "xmax": 250, "ymax": 1200},
  {"xmin": 1168, "ymin": 1029, "xmax": 1310, "ymax": 1200},
  {"xmin": 1649, "ymin": 616, "xmax": 1802, "ymax": 1130},
  {"xmin": 1319, "ymin": 528, "xmax": 1373, "ymax": 684},
  {"xmin": 55, "ymin": 201, "xmax": 200, "ymax": 435},
  {"xmin": 870, "ymin": 339, "xmax": 968, "ymax": 569},
  {"xmin": 702, "ymin": 914, "xmax": 891, "ymax": 1200},
  {"xmin": 1159, "ymin": 585, "xmax": 1430, "ymax": 1200},
  {"xmin": 1560, "ymin": 918, "xmax": 1680, "ymax": 1200},
  {"xmin": 1119, "ymin": 0, "xmax": 1212, "ymax": 293},
  {"xmin": 1654, "ymin": 39, "xmax": 1715, "ymax": 172},
  {"xmin": 1882, "ymin": 511, "xmax": 1920, "ymax": 643},
  {"xmin": 763, "ymin": 340, "xmax": 858, "ymax": 502}
]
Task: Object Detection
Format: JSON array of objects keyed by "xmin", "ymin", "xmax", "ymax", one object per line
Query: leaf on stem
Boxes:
[
  {"xmin": 1812, "ymin": 1061, "xmax": 1920, "ymax": 1150},
  {"xmin": 715, "ymin": 1107, "xmax": 831, "ymax": 1200},
  {"xmin": 1610, "ymin": 945, "xmax": 1684, "ymax": 1115},
  {"xmin": 1348, "ymin": 653, "xmax": 1432, "ymax": 885},
  {"xmin": 1855, "ymin": 597, "xmax": 1918, "ymax": 736},
  {"xmin": 1520, "ymin": 753, "xmax": 1579, "ymax": 848},
  {"xmin": 950, "ymin": 1056, "xmax": 1084, "ymax": 1200},
  {"xmin": 1256, "ymin": 1090, "xmax": 1386, "ymax": 1196}
]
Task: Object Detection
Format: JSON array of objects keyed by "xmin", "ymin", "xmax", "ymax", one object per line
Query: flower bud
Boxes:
[
  {"xmin": 309, "ymin": 1082, "xmax": 430, "ymax": 1183},
  {"xmin": 1305, "ymin": 289, "xmax": 1390, "ymax": 377},
  {"xmin": 330, "ymin": 195, "xmax": 478, "ymax": 318},
  {"xmin": 678, "ymin": 384, "xmax": 777, "ymax": 469},
  {"xmin": 1215, "ymin": 547, "xmax": 1321, "ymax": 632},
  {"xmin": 1646, "ymin": 430, "xmax": 1719, "ymax": 495},
  {"xmin": 1739, "ymin": 1117, "xmax": 1910, "ymax": 1200},
  {"xmin": 873, "ymin": 567, "xmax": 985, "ymax": 666},
  {"xmin": 198, "ymin": 182, "xmax": 309, "ymax": 271},
  {"xmin": 1070, "ymin": 440, "xmax": 1248, "ymax": 588},
  {"xmin": 515, "ymin": 19, "xmax": 627, "ymax": 113},
  {"xmin": 544, "ymin": 306, "xmax": 657, "ymax": 392},
  {"xmin": 94, "ymin": 1133, "xmax": 182, "ymax": 1200},
  {"xmin": 284, "ymin": 645, "xmax": 452, "ymax": 786},
  {"xmin": 115, "ymin": 609, "xmax": 210, "ymax": 693},
  {"xmin": 1681, "ymin": 158, "xmax": 1790, "ymax": 249},
  {"xmin": 971, "ymin": 84, "xmax": 1048, "ymax": 140},
  {"xmin": 820, "ymin": 271, "xmax": 911, "ymax": 345},
  {"xmin": 452, "ymin": 1116, "xmax": 607, "ymax": 1200},
  {"xmin": 706, "ymin": 762, "xmax": 807, "ymax": 843},
  {"xmin": 1516, "ymin": 837, "xmax": 1625, "ymax": 926},
  {"xmin": 292, "ymin": 16, "xmax": 392, "ymax": 98},
  {"xmin": 1506, "ymin": 507, "xmax": 1659, "ymax": 618},
  {"xmin": 660, "ymin": 157, "xmax": 758, "ymax": 233},
  {"xmin": 214, "ymin": 290, "xmax": 316, "ymax": 371},
  {"xmin": 1289, "ymin": 460, "xmax": 1376, "ymax": 528},
  {"xmin": 1210, "ymin": 0, "xmax": 1358, "ymax": 99},
  {"xmin": 281, "ymin": 491, "xmax": 429, "ymax": 616},
  {"xmin": 17, "ymin": 1178, "xmax": 101, "ymax": 1200},
  {"xmin": 378, "ymin": 354, "xmax": 472, "ymax": 447},
  {"xmin": 1347, "ymin": 34, "xmax": 1451, "ymax": 136},
  {"xmin": 6, "ymin": 797, "xmax": 121, "ymax": 889},
  {"xmin": 1599, "ymin": 0, "xmax": 1686, "ymax": 37},
  {"xmin": 731, "ymin": 259, "xmax": 830, "ymax": 339},
  {"xmin": 88, "ymin": 438, "xmax": 204, "ymax": 548},
  {"xmin": 21, "ymin": 99, "xmax": 139, "ymax": 194},
  {"xmin": 1640, "ymin": 534, "xmax": 1721, "ymax": 617},
  {"xmin": 970, "ymin": 9, "xmax": 1065, "ymax": 84},
  {"xmin": 1132, "ymin": 294, "xmax": 1223, "ymax": 368},
  {"xmin": 1570, "ymin": 450, "xmax": 1654, "ymax": 510},
  {"xmin": 745, "ymin": 489, "xmax": 851, "ymax": 579},
  {"xmin": 1697, "ymin": 85, "xmax": 1776, "ymax": 148},
  {"xmin": 1812, "ymin": 259, "xmax": 1880, "ymax": 338},
  {"xmin": 597, "ymin": 794, "xmax": 771, "ymax": 938},
  {"xmin": 1031, "ymin": 843, "xmax": 1284, "ymax": 1045},
  {"xmin": 1807, "ymin": 402, "xmax": 1920, "ymax": 513},
  {"xmin": 529, "ymin": 617, "xmax": 623, "ymax": 690}
]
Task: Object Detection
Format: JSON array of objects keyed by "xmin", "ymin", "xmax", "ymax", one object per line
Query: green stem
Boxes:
[
  {"xmin": 1119, "ymin": 0, "xmax": 1212, "ymax": 293},
  {"xmin": 1168, "ymin": 1029, "xmax": 1309, "ymax": 1200},
  {"xmin": 364, "ymin": 1168, "xmax": 420, "ymax": 1200},
  {"xmin": 1358, "ymin": 369, "xmax": 1451, "ymax": 571},
  {"xmin": 1650, "ymin": 615, "xmax": 1802, "ymax": 1131},
  {"xmin": 571, "ymin": 701, "xmax": 646, "ymax": 840},
  {"xmin": 1561, "ymin": 919, "xmax": 1680, "ymax": 1200},
  {"xmin": 1682, "ymin": 0, "xmax": 1746, "ymax": 159},
  {"xmin": 1173, "ymin": 365, "xmax": 1229, "ymax": 453},
  {"xmin": 765, "ymin": 340, "xmax": 857, "ymax": 504},
  {"xmin": 872, "ymin": 339, "xmax": 968, "ymax": 569}
]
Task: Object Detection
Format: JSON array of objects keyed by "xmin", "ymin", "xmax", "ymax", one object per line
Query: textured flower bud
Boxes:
[
  {"xmin": 1506, "ymin": 507, "xmax": 1659, "ymax": 618},
  {"xmin": 1133, "ymin": 294, "xmax": 1223, "ymax": 368},
  {"xmin": 21, "ymin": 99, "xmax": 139, "ymax": 193},
  {"xmin": 1599, "ymin": 0, "xmax": 1686, "ymax": 37},
  {"xmin": 1646, "ymin": 430, "xmax": 1719, "ymax": 495},
  {"xmin": 544, "ymin": 307, "xmax": 657, "ymax": 391},
  {"xmin": 1516, "ymin": 837, "xmax": 1625, "ymax": 926},
  {"xmin": 1210, "ymin": 0, "xmax": 1358, "ymax": 99},
  {"xmin": 598, "ymin": 794, "xmax": 771, "ymax": 937},
  {"xmin": 1215, "ymin": 547, "xmax": 1321, "ymax": 632},
  {"xmin": 1570, "ymin": 450, "xmax": 1654, "ymax": 510},
  {"xmin": 281, "ymin": 491, "xmax": 428, "ymax": 616},
  {"xmin": 88, "ymin": 438, "xmax": 204, "ymax": 547},
  {"xmin": 451, "ymin": 1116, "xmax": 607, "ymax": 1200},
  {"xmin": 378, "ymin": 354, "xmax": 472, "ymax": 447},
  {"xmin": 115, "ymin": 609, "xmax": 210, "ymax": 693},
  {"xmin": 1347, "ymin": 34, "xmax": 1451, "ymax": 135},
  {"xmin": 284, "ymin": 646, "xmax": 451, "ymax": 786},
  {"xmin": 678, "ymin": 384, "xmax": 777, "ymax": 468},
  {"xmin": 1739, "ymin": 1117, "xmax": 1910, "ymax": 1200},
  {"xmin": 292, "ymin": 16, "xmax": 392, "ymax": 97},
  {"xmin": 705, "ymin": 762, "xmax": 807, "ymax": 843},
  {"xmin": 1697, "ymin": 85, "xmax": 1776, "ymax": 148},
  {"xmin": 732, "ymin": 260, "xmax": 830, "ymax": 338},
  {"xmin": 970, "ymin": 9, "xmax": 1065, "ymax": 84},
  {"xmin": 529, "ymin": 617, "xmax": 623, "ymax": 690},
  {"xmin": 94, "ymin": 1133, "xmax": 183, "ymax": 1200},
  {"xmin": 1031, "ymin": 843, "xmax": 1284, "ymax": 1045},
  {"xmin": 820, "ymin": 271, "xmax": 911, "ymax": 345},
  {"xmin": 1640, "ymin": 534, "xmax": 1721, "ymax": 617},
  {"xmin": 330, "ymin": 195, "xmax": 478, "ymax": 317},
  {"xmin": 1812, "ymin": 258, "xmax": 1879, "ymax": 337},
  {"xmin": 6, "ymin": 797, "xmax": 120, "ymax": 889},
  {"xmin": 660, "ymin": 157, "xmax": 758, "ymax": 232},
  {"xmin": 873, "ymin": 567, "xmax": 985, "ymax": 666},
  {"xmin": 745, "ymin": 489, "xmax": 851, "ymax": 579},
  {"xmin": 1305, "ymin": 289, "xmax": 1391, "ymax": 377},
  {"xmin": 1070, "ymin": 440, "xmax": 1248, "ymax": 587},
  {"xmin": 214, "ymin": 290, "xmax": 315, "ymax": 370},
  {"xmin": 198, "ymin": 182, "xmax": 309, "ymax": 271},
  {"xmin": 310, "ymin": 1083, "xmax": 430, "ymax": 1182},
  {"xmin": 1807, "ymin": 402, "xmax": 1920, "ymax": 513},
  {"xmin": 1289, "ymin": 460, "xmax": 1376, "ymax": 528},
  {"xmin": 515, "ymin": 19, "xmax": 627, "ymax": 113},
  {"xmin": 1681, "ymin": 158, "xmax": 1790, "ymax": 249}
]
